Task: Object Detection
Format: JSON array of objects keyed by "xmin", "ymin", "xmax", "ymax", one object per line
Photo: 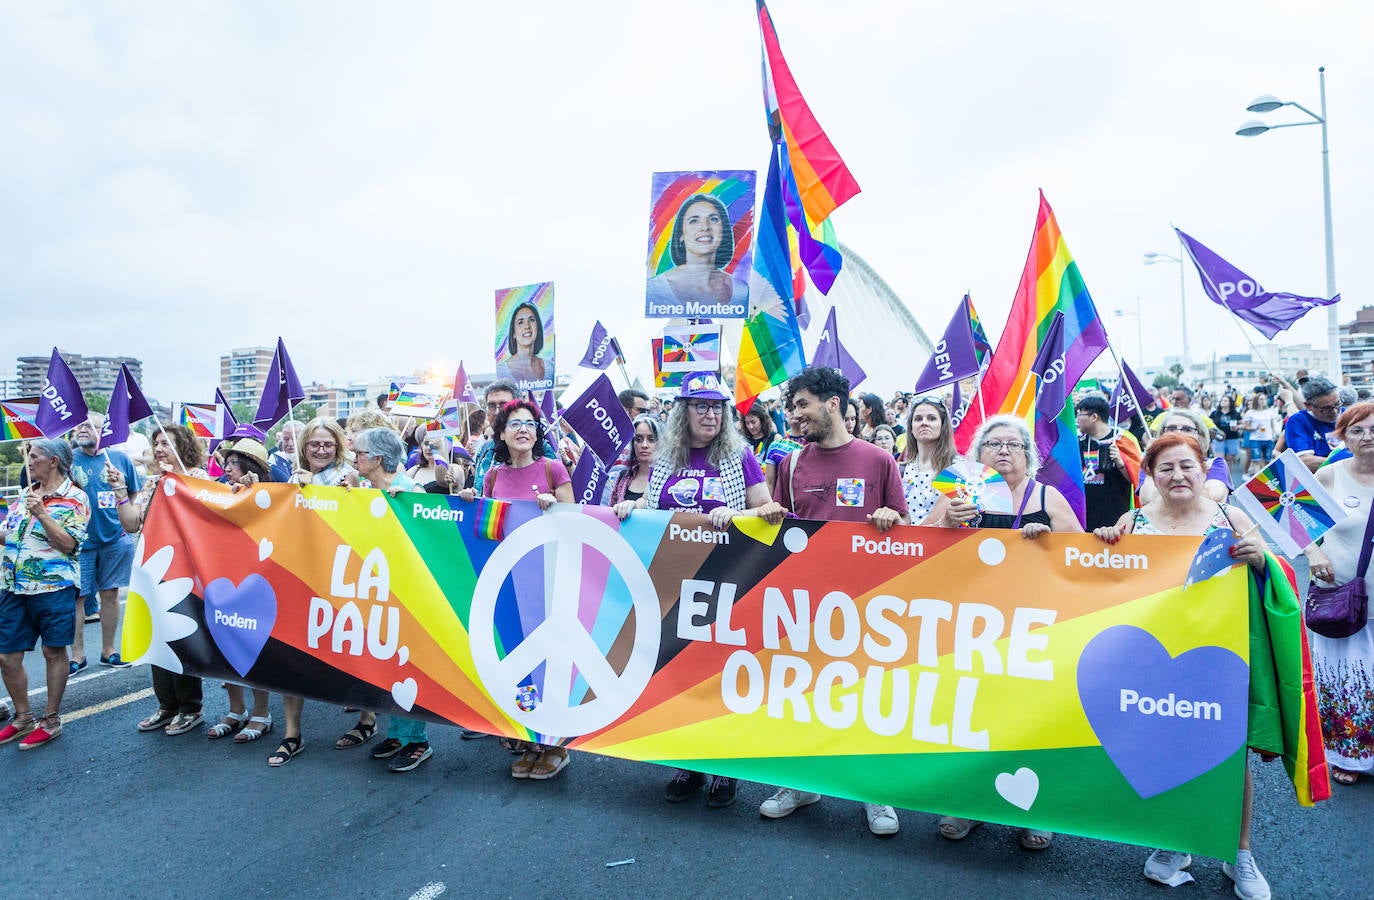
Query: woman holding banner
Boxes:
[
  {"xmin": 608, "ymin": 415, "xmax": 662, "ymax": 505},
  {"xmin": 1302, "ymin": 402, "xmax": 1374, "ymax": 789},
  {"xmin": 270, "ymin": 418, "xmax": 359, "ymax": 767},
  {"xmin": 930, "ymin": 414, "xmax": 1080, "ymax": 850},
  {"xmin": 460, "ymin": 399, "xmax": 573, "ymax": 779},
  {"xmin": 1093, "ymin": 432, "xmax": 1271, "ymax": 899},
  {"xmin": 615, "ymin": 371, "xmax": 770, "ymax": 808},
  {"xmin": 898, "ymin": 397, "xmax": 959, "ymax": 524},
  {"xmin": 107, "ymin": 425, "xmax": 215, "ymax": 738}
]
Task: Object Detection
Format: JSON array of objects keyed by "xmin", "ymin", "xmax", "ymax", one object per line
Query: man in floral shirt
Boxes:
[{"xmin": 0, "ymin": 439, "xmax": 90, "ymax": 750}]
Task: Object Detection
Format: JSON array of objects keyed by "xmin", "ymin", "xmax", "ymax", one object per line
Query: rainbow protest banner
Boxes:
[
  {"xmin": 660, "ymin": 325, "xmax": 723, "ymax": 373},
  {"xmin": 1230, "ymin": 449, "xmax": 1346, "ymax": 558},
  {"xmin": 388, "ymin": 384, "xmax": 448, "ymax": 419},
  {"xmin": 1, "ymin": 396, "xmax": 43, "ymax": 441},
  {"xmin": 127, "ymin": 476, "xmax": 1323, "ymax": 859}
]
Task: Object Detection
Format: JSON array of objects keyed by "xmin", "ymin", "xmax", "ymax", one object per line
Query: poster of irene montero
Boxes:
[
  {"xmin": 495, "ymin": 282, "xmax": 555, "ymax": 392},
  {"xmin": 644, "ymin": 170, "xmax": 755, "ymax": 319}
]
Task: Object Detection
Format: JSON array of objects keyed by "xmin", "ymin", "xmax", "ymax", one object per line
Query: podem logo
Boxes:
[{"xmin": 469, "ymin": 513, "xmax": 660, "ymax": 738}]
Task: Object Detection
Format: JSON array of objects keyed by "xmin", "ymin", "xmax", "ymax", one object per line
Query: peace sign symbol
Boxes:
[{"xmin": 469, "ymin": 511, "xmax": 661, "ymax": 738}]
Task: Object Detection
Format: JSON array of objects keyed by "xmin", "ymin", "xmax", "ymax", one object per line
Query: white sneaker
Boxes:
[
  {"xmin": 864, "ymin": 803, "xmax": 899, "ymax": 835},
  {"xmin": 759, "ymin": 788, "xmax": 821, "ymax": 819},
  {"xmin": 1222, "ymin": 849, "xmax": 1271, "ymax": 900},
  {"xmin": 1143, "ymin": 848, "xmax": 1193, "ymax": 884}
]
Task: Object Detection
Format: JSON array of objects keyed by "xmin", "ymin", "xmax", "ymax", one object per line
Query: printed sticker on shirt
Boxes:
[
  {"xmin": 97, "ymin": 490, "xmax": 118, "ymax": 509},
  {"xmin": 667, "ymin": 478, "xmax": 700, "ymax": 508},
  {"xmin": 835, "ymin": 478, "xmax": 865, "ymax": 507},
  {"xmin": 702, "ymin": 477, "xmax": 726, "ymax": 503},
  {"xmin": 1082, "ymin": 448, "xmax": 1104, "ymax": 485}
]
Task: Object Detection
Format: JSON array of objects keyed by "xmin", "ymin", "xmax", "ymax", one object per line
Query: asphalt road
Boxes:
[{"xmin": 4, "ymin": 612, "xmax": 1372, "ymax": 899}]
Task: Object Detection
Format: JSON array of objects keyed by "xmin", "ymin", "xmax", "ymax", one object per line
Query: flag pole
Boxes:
[{"xmin": 1105, "ymin": 342, "xmax": 1150, "ymax": 433}]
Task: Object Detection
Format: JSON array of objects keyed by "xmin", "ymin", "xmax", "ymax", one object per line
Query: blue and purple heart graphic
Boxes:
[
  {"xmin": 204, "ymin": 574, "xmax": 278, "ymax": 678},
  {"xmin": 668, "ymin": 478, "xmax": 700, "ymax": 508},
  {"xmin": 1077, "ymin": 625, "xmax": 1247, "ymax": 799}
]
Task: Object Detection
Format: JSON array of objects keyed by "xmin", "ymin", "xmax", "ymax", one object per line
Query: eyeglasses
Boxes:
[
  {"xmin": 982, "ymin": 440, "xmax": 1026, "ymax": 453},
  {"xmin": 306, "ymin": 441, "xmax": 336, "ymax": 451},
  {"xmin": 1160, "ymin": 425, "xmax": 1199, "ymax": 435},
  {"xmin": 353, "ymin": 450, "xmax": 372, "ymax": 460},
  {"xmin": 1309, "ymin": 403, "xmax": 1340, "ymax": 414},
  {"xmin": 690, "ymin": 402, "xmax": 724, "ymax": 416},
  {"xmin": 506, "ymin": 420, "xmax": 538, "ymax": 432},
  {"xmin": 1345, "ymin": 426, "xmax": 1374, "ymax": 440}
]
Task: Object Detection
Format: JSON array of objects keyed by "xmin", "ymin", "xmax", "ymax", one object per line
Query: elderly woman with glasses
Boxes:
[
  {"xmin": 1139, "ymin": 408, "xmax": 1230, "ymax": 504},
  {"xmin": 927, "ymin": 414, "xmax": 1080, "ymax": 850}
]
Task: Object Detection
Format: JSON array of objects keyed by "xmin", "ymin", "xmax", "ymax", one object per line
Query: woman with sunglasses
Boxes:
[{"xmin": 616, "ymin": 372, "xmax": 771, "ymax": 808}]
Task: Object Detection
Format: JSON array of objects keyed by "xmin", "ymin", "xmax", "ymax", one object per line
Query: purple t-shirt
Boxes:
[
  {"xmin": 657, "ymin": 447, "xmax": 764, "ymax": 512},
  {"xmin": 775, "ymin": 439, "xmax": 909, "ymax": 523},
  {"xmin": 485, "ymin": 458, "xmax": 571, "ymax": 501}
]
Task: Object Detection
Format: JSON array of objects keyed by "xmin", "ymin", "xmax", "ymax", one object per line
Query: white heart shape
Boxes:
[
  {"xmin": 396, "ymin": 645, "xmax": 410, "ymax": 667},
  {"xmin": 162, "ymin": 479, "xmax": 176, "ymax": 497},
  {"xmin": 391, "ymin": 677, "xmax": 418, "ymax": 711},
  {"xmin": 369, "ymin": 496, "xmax": 388, "ymax": 519},
  {"xmin": 254, "ymin": 490, "xmax": 272, "ymax": 509},
  {"xmin": 995, "ymin": 767, "xmax": 1039, "ymax": 811},
  {"xmin": 258, "ymin": 537, "xmax": 273, "ymax": 561}
]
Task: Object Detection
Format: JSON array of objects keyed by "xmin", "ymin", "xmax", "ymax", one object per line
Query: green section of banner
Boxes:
[
  {"xmin": 659, "ymin": 745, "xmax": 1244, "ymax": 861},
  {"xmin": 390, "ymin": 494, "xmax": 479, "ymax": 627}
]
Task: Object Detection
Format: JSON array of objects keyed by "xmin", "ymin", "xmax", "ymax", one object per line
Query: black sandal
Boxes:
[
  {"xmin": 335, "ymin": 720, "xmax": 376, "ymax": 750},
  {"xmin": 267, "ymin": 736, "xmax": 304, "ymax": 767}
]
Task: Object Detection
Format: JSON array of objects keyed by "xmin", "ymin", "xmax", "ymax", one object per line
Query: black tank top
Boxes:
[{"xmin": 980, "ymin": 483, "xmax": 1051, "ymax": 529}]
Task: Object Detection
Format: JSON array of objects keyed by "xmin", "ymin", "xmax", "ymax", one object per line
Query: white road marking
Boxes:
[
  {"xmin": 408, "ymin": 882, "xmax": 447, "ymax": 900},
  {"xmin": 62, "ymin": 688, "xmax": 155, "ymax": 723}
]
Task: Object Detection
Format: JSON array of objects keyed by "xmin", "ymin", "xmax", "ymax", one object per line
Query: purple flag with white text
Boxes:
[
  {"xmin": 559, "ymin": 374, "xmax": 633, "ymax": 467},
  {"xmin": 253, "ymin": 338, "xmax": 305, "ymax": 428},
  {"xmin": 579, "ymin": 321, "xmax": 618, "ymax": 370},
  {"xmin": 211, "ymin": 388, "xmax": 237, "ymax": 455},
  {"xmin": 811, "ymin": 307, "xmax": 866, "ymax": 389},
  {"xmin": 1030, "ymin": 313, "xmax": 1088, "ymax": 528},
  {"xmin": 1108, "ymin": 358, "xmax": 1152, "ymax": 425},
  {"xmin": 569, "ymin": 452, "xmax": 608, "ymax": 506},
  {"xmin": 913, "ymin": 296, "xmax": 983, "ymax": 395},
  {"xmin": 101, "ymin": 364, "xmax": 152, "ymax": 446},
  {"xmin": 34, "ymin": 348, "xmax": 88, "ymax": 438},
  {"xmin": 453, "ymin": 362, "xmax": 477, "ymax": 404},
  {"xmin": 1176, "ymin": 227, "xmax": 1340, "ymax": 340}
]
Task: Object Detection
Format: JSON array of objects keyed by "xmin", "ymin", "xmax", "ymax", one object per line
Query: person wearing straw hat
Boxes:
[{"xmin": 0, "ymin": 439, "xmax": 90, "ymax": 750}]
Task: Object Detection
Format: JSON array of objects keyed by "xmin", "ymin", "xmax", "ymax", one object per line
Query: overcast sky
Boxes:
[{"xmin": 4, "ymin": 1, "xmax": 1370, "ymax": 400}]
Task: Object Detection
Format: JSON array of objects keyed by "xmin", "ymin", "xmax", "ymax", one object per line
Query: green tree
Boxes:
[
  {"xmin": 1153, "ymin": 374, "xmax": 1178, "ymax": 390},
  {"xmin": 84, "ymin": 391, "xmax": 109, "ymax": 415}
]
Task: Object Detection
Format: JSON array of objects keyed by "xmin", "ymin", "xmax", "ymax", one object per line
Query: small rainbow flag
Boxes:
[
  {"xmin": 173, "ymin": 402, "xmax": 223, "ymax": 439},
  {"xmin": 1231, "ymin": 449, "xmax": 1346, "ymax": 557},
  {"xmin": 652, "ymin": 339, "xmax": 685, "ymax": 390},
  {"xmin": 1, "ymin": 397, "xmax": 42, "ymax": 441},
  {"xmin": 474, "ymin": 498, "xmax": 510, "ymax": 542},
  {"xmin": 660, "ymin": 326, "xmax": 722, "ymax": 373}
]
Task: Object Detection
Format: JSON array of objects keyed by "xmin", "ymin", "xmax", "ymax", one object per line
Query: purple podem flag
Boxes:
[
  {"xmin": 1176, "ymin": 227, "xmax": 1340, "ymax": 340},
  {"xmin": 34, "ymin": 347, "xmax": 88, "ymax": 438},
  {"xmin": 811, "ymin": 307, "xmax": 867, "ymax": 390},
  {"xmin": 253, "ymin": 337, "xmax": 305, "ymax": 428},
  {"xmin": 569, "ymin": 452, "xmax": 609, "ymax": 506},
  {"xmin": 1031, "ymin": 312, "xmax": 1089, "ymax": 527},
  {"xmin": 559, "ymin": 374, "xmax": 633, "ymax": 467},
  {"xmin": 1108, "ymin": 358, "xmax": 1153, "ymax": 425},
  {"xmin": 579, "ymin": 321, "xmax": 618, "ymax": 370},
  {"xmin": 101, "ymin": 364, "xmax": 153, "ymax": 446},
  {"xmin": 211, "ymin": 387, "xmax": 237, "ymax": 454},
  {"xmin": 913, "ymin": 297, "xmax": 983, "ymax": 396},
  {"xmin": 453, "ymin": 362, "xmax": 477, "ymax": 404}
]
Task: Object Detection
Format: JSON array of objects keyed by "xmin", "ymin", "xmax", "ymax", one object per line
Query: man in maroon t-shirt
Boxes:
[{"xmin": 755, "ymin": 366, "xmax": 908, "ymax": 837}]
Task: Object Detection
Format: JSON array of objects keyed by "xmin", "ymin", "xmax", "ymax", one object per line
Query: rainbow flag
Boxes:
[
  {"xmin": 1231, "ymin": 450, "xmax": 1345, "ymax": 557},
  {"xmin": 1, "ymin": 397, "xmax": 42, "ymax": 441},
  {"xmin": 757, "ymin": 0, "xmax": 859, "ymax": 229},
  {"xmin": 660, "ymin": 326, "xmax": 722, "ymax": 373},
  {"xmin": 651, "ymin": 339, "xmax": 685, "ymax": 390},
  {"xmin": 473, "ymin": 498, "xmax": 510, "ymax": 541},
  {"xmin": 955, "ymin": 192, "xmax": 1108, "ymax": 452},
  {"xmin": 174, "ymin": 402, "xmax": 222, "ymax": 439}
]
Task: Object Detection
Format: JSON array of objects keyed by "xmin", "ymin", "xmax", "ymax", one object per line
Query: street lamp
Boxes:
[
  {"xmin": 1235, "ymin": 66, "xmax": 1340, "ymax": 383},
  {"xmin": 1143, "ymin": 251, "xmax": 1189, "ymax": 379},
  {"xmin": 1112, "ymin": 298, "xmax": 1143, "ymax": 364}
]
